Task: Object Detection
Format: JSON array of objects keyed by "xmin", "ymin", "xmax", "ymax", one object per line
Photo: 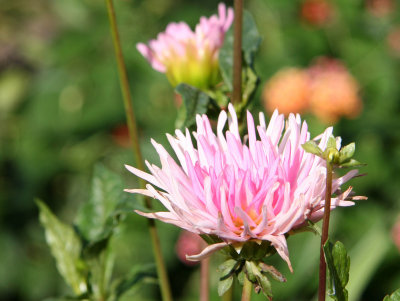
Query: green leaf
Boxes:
[
  {"xmin": 174, "ymin": 83, "xmax": 219, "ymax": 129},
  {"xmin": 217, "ymin": 259, "xmax": 237, "ymax": 296},
  {"xmin": 302, "ymin": 141, "xmax": 323, "ymax": 157},
  {"xmin": 36, "ymin": 200, "xmax": 87, "ymax": 295},
  {"xmin": 324, "ymin": 240, "xmax": 350, "ymax": 301},
  {"xmin": 218, "ymin": 28, "xmax": 234, "ymax": 91},
  {"xmin": 75, "ymin": 164, "xmax": 127, "ymax": 242},
  {"xmin": 218, "ymin": 10, "xmax": 261, "ymax": 91},
  {"xmin": 383, "ymin": 289, "xmax": 400, "ymax": 301},
  {"xmin": 242, "ymin": 67, "xmax": 259, "ymax": 106},
  {"xmin": 218, "ymin": 276, "xmax": 234, "ymax": 297},
  {"xmin": 242, "ymin": 11, "xmax": 262, "ymax": 66},
  {"xmin": 111, "ymin": 264, "xmax": 156, "ymax": 299},
  {"xmin": 339, "ymin": 143, "xmax": 355, "ymax": 164}
]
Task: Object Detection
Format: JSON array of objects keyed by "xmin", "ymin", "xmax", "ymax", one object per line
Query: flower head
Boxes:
[
  {"xmin": 137, "ymin": 3, "xmax": 233, "ymax": 89},
  {"xmin": 308, "ymin": 58, "xmax": 362, "ymax": 124},
  {"xmin": 262, "ymin": 68, "xmax": 310, "ymax": 115},
  {"xmin": 126, "ymin": 105, "xmax": 358, "ymax": 270}
]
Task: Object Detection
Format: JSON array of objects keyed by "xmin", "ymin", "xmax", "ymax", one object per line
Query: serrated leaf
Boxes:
[
  {"xmin": 75, "ymin": 164, "xmax": 127, "ymax": 242},
  {"xmin": 36, "ymin": 200, "xmax": 87, "ymax": 295},
  {"xmin": 383, "ymin": 289, "xmax": 400, "ymax": 301},
  {"xmin": 242, "ymin": 11, "xmax": 262, "ymax": 66},
  {"xmin": 339, "ymin": 143, "xmax": 355, "ymax": 163},
  {"xmin": 324, "ymin": 240, "xmax": 350, "ymax": 301},
  {"xmin": 218, "ymin": 10, "xmax": 261, "ymax": 91},
  {"xmin": 302, "ymin": 141, "xmax": 323, "ymax": 157},
  {"xmin": 218, "ymin": 28, "xmax": 234, "ymax": 91},
  {"xmin": 174, "ymin": 83, "xmax": 219, "ymax": 129}
]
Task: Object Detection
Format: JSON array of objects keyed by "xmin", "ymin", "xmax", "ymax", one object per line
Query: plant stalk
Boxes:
[
  {"xmin": 105, "ymin": 1, "xmax": 172, "ymax": 300},
  {"xmin": 241, "ymin": 276, "xmax": 253, "ymax": 301},
  {"xmin": 232, "ymin": 0, "xmax": 243, "ymax": 105},
  {"xmin": 318, "ymin": 162, "xmax": 333, "ymax": 301},
  {"xmin": 200, "ymin": 257, "xmax": 210, "ymax": 301}
]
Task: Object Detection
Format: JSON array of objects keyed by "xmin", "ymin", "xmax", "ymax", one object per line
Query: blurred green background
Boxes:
[{"xmin": 1, "ymin": 0, "xmax": 400, "ymax": 300}]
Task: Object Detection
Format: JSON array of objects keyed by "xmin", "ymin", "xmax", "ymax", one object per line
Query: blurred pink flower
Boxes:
[
  {"xmin": 176, "ymin": 230, "xmax": 204, "ymax": 266},
  {"xmin": 392, "ymin": 217, "xmax": 400, "ymax": 252},
  {"xmin": 137, "ymin": 3, "xmax": 233, "ymax": 89},
  {"xmin": 125, "ymin": 104, "xmax": 358, "ymax": 270}
]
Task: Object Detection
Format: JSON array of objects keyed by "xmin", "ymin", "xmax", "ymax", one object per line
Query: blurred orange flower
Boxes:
[
  {"xmin": 262, "ymin": 68, "xmax": 310, "ymax": 115},
  {"xmin": 262, "ymin": 58, "xmax": 362, "ymax": 124},
  {"xmin": 308, "ymin": 58, "xmax": 362, "ymax": 124}
]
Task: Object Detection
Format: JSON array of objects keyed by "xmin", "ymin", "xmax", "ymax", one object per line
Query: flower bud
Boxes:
[{"xmin": 137, "ymin": 3, "xmax": 233, "ymax": 89}]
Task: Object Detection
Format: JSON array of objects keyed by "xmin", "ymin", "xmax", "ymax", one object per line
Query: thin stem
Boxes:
[
  {"xmin": 105, "ymin": 1, "xmax": 172, "ymax": 300},
  {"xmin": 200, "ymin": 257, "xmax": 210, "ymax": 301},
  {"xmin": 318, "ymin": 162, "xmax": 333, "ymax": 301},
  {"xmin": 232, "ymin": 0, "xmax": 243, "ymax": 105},
  {"xmin": 241, "ymin": 276, "xmax": 253, "ymax": 301}
]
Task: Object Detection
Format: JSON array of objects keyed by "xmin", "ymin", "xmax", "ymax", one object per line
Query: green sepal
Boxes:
[
  {"xmin": 259, "ymin": 262, "xmax": 286, "ymax": 283},
  {"xmin": 339, "ymin": 159, "xmax": 365, "ymax": 168},
  {"xmin": 245, "ymin": 261, "xmax": 273, "ymax": 298},
  {"xmin": 217, "ymin": 259, "xmax": 237, "ymax": 296},
  {"xmin": 302, "ymin": 141, "xmax": 323, "ymax": 157},
  {"xmin": 324, "ymin": 240, "xmax": 350, "ymax": 301},
  {"xmin": 327, "ymin": 136, "xmax": 337, "ymax": 150},
  {"xmin": 339, "ymin": 142, "xmax": 355, "ymax": 164},
  {"xmin": 383, "ymin": 289, "xmax": 400, "ymax": 301}
]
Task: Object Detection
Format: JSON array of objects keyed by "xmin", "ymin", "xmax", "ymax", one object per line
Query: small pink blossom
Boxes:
[
  {"xmin": 125, "ymin": 105, "xmax": 358, "ymax": 271},
  {"xmin": 137, "ymin": 3, "xmax": 233, "ymax": 89}
]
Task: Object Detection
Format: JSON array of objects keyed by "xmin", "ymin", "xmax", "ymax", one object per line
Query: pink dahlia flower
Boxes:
[
  {"xmin": 125, "ymin": 104, "xmax": 358, "ymax": 271},
  {"xmin": 137, "ymin": 3, "xmax": 233, "ymax": 89}
]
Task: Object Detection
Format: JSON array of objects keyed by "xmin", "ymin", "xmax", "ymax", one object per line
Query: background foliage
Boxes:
[{"xmin": 1, "ymin": 0, "xmax": 400, "ymax": 300}]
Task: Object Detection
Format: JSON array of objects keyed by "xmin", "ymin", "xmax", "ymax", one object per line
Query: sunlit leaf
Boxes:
[
  {"xmin": 383, "ymin": 289, "xmax": 400, "ymax": 301},
  {"xmin": 75, "ymin": 164, "xmax": 127, "ymax": 242},
  {"xmin": 36, "ymin": 200, "xmax": 87, "ymax": 295},
  {"xmin": 324, "ymin": 240, "xmax": 350, "ymax": 301}
]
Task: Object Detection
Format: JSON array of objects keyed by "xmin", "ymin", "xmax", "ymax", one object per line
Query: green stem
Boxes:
[
  {"xmin": 232, "ymin": 0, "xmax": 243, "ymax": 105},
  {"xmin": 241, "ymin": 276, "xmax": 252, "ymax": 301},
  {"xmin": 105, "ymin": 1, "xmax": 172, "ymax": 300},
  {"xmin": 318, "ymin": 162, "xmax": 333, "ymax": 301}
]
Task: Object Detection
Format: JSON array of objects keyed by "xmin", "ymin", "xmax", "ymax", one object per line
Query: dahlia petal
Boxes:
[{"xmin": 186, "ymin": 241, "xmax": 229, "ymax": 261}]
